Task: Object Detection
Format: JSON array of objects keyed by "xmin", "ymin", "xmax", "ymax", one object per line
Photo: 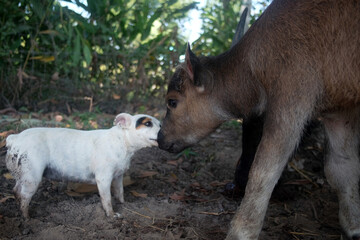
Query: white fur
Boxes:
[{"xmin": 5, "ymin": 113, "xmax": 160, "ymax": 218}]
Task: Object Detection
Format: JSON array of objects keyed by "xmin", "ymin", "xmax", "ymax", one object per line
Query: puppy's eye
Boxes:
[
  {"xmin": 144, "ymin": 121, "xmax": 153, "ymax": 127},
  {"xmin": 167, "ymin": 99, "xmax": 177, "ymax": 109}
]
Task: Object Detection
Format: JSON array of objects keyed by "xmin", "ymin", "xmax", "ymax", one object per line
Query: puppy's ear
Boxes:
[{"xmin": 114, "ymin": 113, "xmax": 132, "ymax": 129}]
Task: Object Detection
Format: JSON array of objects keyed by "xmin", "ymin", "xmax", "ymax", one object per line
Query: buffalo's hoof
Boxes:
[
  {"xmin": 221, "ymin": 182, "xmax": 245, "ymax": 199},
  {"xmin": 352, "ymin": 234, "xmax": 360, "ymax": 240}
]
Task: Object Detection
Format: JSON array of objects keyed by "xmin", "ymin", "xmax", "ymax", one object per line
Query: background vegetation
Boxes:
[{"xmin": 0, "ymin": 0, "xmax": 270, "ymax": 114}]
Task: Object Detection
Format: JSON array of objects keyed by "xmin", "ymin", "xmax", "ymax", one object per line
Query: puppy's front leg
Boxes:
[
  {"xmin": 96, "ymin": 176, "xmax": 114, "ymax": 217},
  {"xmin": 113, "ymin": 174, "xmax": 124, "ymax": 203}
]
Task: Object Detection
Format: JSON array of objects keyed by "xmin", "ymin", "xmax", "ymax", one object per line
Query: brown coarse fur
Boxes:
[{"xmin": 158, "ymin": 0, "xmax": 360, "ymax": 239}]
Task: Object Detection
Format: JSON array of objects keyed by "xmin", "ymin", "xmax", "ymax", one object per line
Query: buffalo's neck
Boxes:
[{"xmin": 208, "ymin": 48, "xmax": 266, "ymax": 120}]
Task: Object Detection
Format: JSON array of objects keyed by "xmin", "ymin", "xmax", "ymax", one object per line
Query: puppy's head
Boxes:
[{"xmin": 114, "ymin": 113, "xmax": 160, "ymax": 148}]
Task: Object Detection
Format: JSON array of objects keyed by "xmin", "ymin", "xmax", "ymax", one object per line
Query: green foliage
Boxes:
[
  {"xmin": 222, "ymin": 119, "xmax": 242, "ymax": 130},
  {"xmin": 252, "ymin": 0, "xmax": 272, "ymax": 21},
  {"xmin": 0, "ymin": 0, "xmax": 197, "ymax": 110},
  {"xmin": 0, "ymin": 0, "xmax": 272, "ymax": 112},
  {"xmin": 192, "ymin": 0, "xmax": 244, "ymax": 56},
  {"xmin": 176, "ymin": 148, "xmax": 197, "ymax": 160},
  {"xmin": 192, "ymin": 0, "xmax": 272, "ymax": 56}
]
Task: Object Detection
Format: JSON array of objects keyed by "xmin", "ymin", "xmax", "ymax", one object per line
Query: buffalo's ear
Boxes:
[
  {"xmin": 184, "ymin": 43, "xmax": 212, "ymax": 93},
  {"xmin": 231, "ymin": 7, "xmax": 249, "ymax": 47},
  {"xmin": 114, "ymin": 113, "xmax": 132, "ymax": 129},
  {"xmin": 185, "ymin": 43, "xmax": 200, "ymax": 83}
]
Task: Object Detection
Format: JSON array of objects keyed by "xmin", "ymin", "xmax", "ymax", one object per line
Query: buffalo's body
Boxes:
[{"xmin": 158, "ymin": 0, "xmax": 360, "ymax": 239}]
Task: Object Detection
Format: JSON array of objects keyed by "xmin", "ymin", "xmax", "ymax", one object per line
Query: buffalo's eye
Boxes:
[
  {"xmin": 167, "ymin": 99, "xmax": 177, "ymax": 109},
  {"xmin": 144, "ymin": 121, "xmax": 153, "ymax": 127}
]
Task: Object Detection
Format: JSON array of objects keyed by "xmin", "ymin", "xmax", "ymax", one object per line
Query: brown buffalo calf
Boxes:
[{"xmin": 158, "ymin": 0, "xmax": 360, "ymax": 239}]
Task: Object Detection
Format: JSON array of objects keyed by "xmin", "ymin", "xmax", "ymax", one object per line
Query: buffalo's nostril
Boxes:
[
  {"xmin": 157, "ymin": 130, "xmax": 164, "ymax": 141},
  {"xmin": 157, "ymin": 130, "xmax": 166, "ymax": 149}
]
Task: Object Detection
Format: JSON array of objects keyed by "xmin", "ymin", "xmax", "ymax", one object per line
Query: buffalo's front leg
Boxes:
[
  {"xmin": 227, "ymin": 104, "xmax": 311, "ymax": 239},
  {"xmin": 232, "ymin": 118, "xmax": 319, "ymax": 196}
]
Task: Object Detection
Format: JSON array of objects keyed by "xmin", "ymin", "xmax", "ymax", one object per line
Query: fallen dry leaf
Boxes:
[
  {"xmin": 167, "ymin": 158, "xmax": 184, "ymax": 166},
  {"xmin": 67, "ymin": 182, "xmax": 98, "ymax": 194},
  {"xmin": 112, "ymin": 93, "xmax": 121, "ymax": 100},
  {"xmin": 64, "ymin": 177, "xmax": 134, "ymax": 197},
  {"xmin": 169, "ymin": 189, "xmax": 187, "ymax": 201},
  {"xmin": 54, "ymin": 115, "xmax": 63, "ymax": 122},
  {"xmin": 138, "ymin": 170, "xmax": 158, "ymax": 178},
  {"xmin": 210, "ymin": 180, "xmax": 231, "ymax": 187},
  {"xmin": 190, "ymin": 182, "xmax": 201, "ymax": 188},
  {"xmin": 166, "ymin": 172, "xmax": 178, "ymax": 184},
  {"xmin": 65, "ymin": 190, "xmax": 84, "ymax": 197},
  {"xmin": 167, "ymin": 160, "xmax": 178, "ymax": 166},
  {"xmin": 0, "ymin": 195, "xmax": 15, "ymax": 203},
  {"xmin": 0, "ymin": 130, "xmax": 15, "ymax": 138},
  {"xmin": 170, "ymin": 172, "xmax": 178, "ymax": 180},
  {"xmin": 3, "ymin": 173, "xmax": 13, "ymax": 180},
  {"xmin": 284, "ymin": 179, "xmax": 311, "ymax": 185},
  {"xmin": 123, "ymin": 175, "xmax": 136, "ymax": 187},
  {"xmin": 130, "ymin": 190, "xmax": 147, "ymax": 198}
]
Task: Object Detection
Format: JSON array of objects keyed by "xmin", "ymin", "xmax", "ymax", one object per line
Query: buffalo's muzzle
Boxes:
[{"xmin": 157, "ymin": 130, "xmax": 185, "ymax": 153}]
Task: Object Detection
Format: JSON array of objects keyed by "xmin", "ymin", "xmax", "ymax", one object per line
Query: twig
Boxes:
[
  {"xmin": 289, "ymin": 231, "xmax": 319, "ymax": 236},
  {"xmin": 310, "ymin": 202, "xmax": 318, "ymax": 220},
  {"xmin": 191, "ymin": 228, "xmax": 202, "ymax": 239},
  {"xmin": 291, "ymin": 234, "xmax": 300, "ymax": 240},
  {"xmin": 146, "ymin": 224, "xmax": 165, "ymax": 232},
  {"xmin": 84, "ymin": 96, "xmax": 93, "ymax": 112},
  {"xmin": 123, "ymin": 207, "xmax": 173, "ymax": 222},
  {"xmin": 123, "ymin": 207, "xmax": 152, "ymax": 220},
  {"xmin": 288, "ymin": 161, "xmax": 319, "ymax": 188},
  {"xmin": 195, "ymin": 197, "xmax": 222, "ymax": 204},
  {"xmin": 0, "ymin": 108, "xmax": 17, "ymax": 115},
  {"xmin": 196, "ymin": 211, "xmax": 235, "ymax": 216},
  {"xmin": 65, "ymin": 225, "xmax": 86, "ymax": 232}
]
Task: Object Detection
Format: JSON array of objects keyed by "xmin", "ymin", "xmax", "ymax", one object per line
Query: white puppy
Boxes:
[{"xmin": 5, "ymin": 113, "xmax": 160, "ymax": 218}]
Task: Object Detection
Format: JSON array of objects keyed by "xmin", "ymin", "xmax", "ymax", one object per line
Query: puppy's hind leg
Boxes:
[
  {"xmin": 15, "ymin": 175, "xmax": 42, "ymax": 219},
  {"xmin": 323, "ymin": 109, "xmax": 360, "ymax": 240},
  {"xmin": 113, "ymin": 174, "xmax": 124, "ymax": 204}
]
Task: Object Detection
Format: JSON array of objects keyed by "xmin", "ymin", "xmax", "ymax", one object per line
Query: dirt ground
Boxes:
[{"xmin": 0, "ymin": 109, "xmax": 346, "ymax": 240}]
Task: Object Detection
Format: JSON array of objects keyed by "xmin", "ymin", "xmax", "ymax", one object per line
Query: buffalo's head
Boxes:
[{"xmin": 157, "ymin": 44, "xmax": 228, "ymax": 153}]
